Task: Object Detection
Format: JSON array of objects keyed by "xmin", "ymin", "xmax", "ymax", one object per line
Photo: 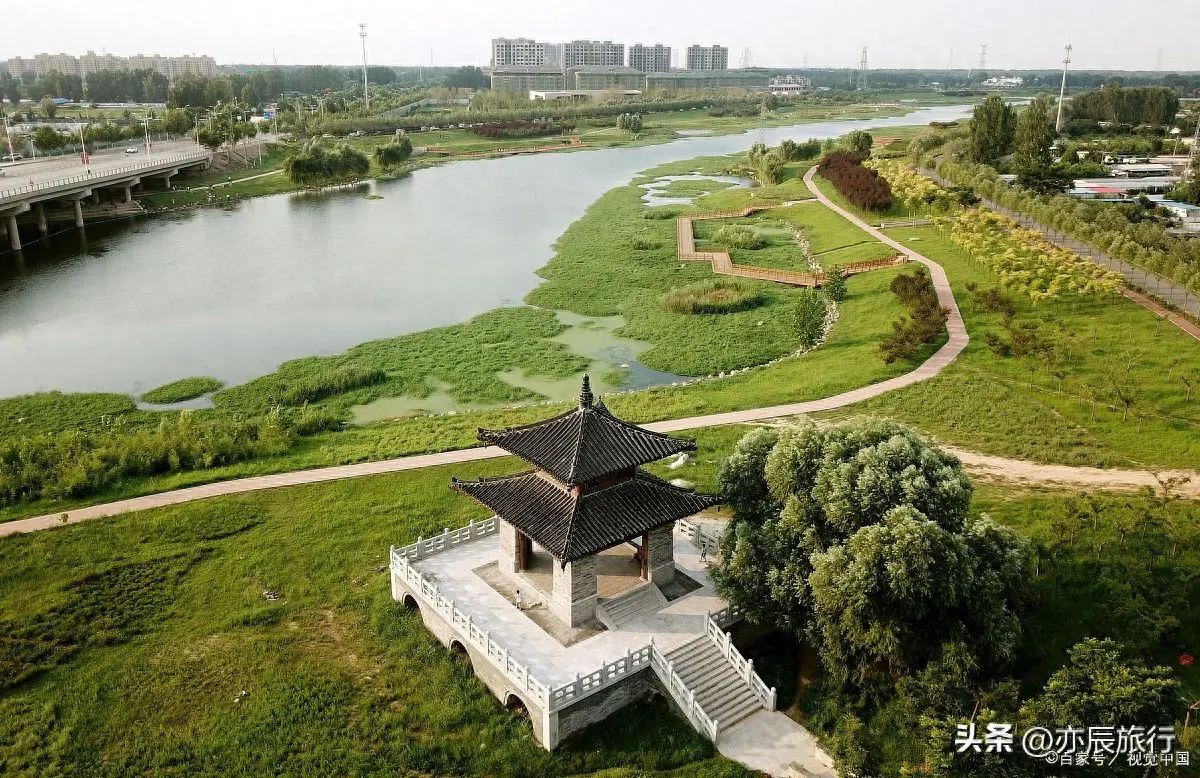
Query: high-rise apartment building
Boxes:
[
  {"xmin": 685, "ymin": 45, "xmax": 729, "ymax": 71},
  {"xmin": 6, "ymin": 51, "xmax": 216, "ymax": 79},
  {"xmin": 490, "ymin": 38, "xmax": 562, "ymax": 68},
  {"xmin": 628, "ymin": 44, "xmax": 671, "ymax": 73},
  {"xmin": 562, "ymin": 40, "xmax": 625, "ymax": 68}
]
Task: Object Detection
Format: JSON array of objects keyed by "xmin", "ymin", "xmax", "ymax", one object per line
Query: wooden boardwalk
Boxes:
[{"xmin": 676, "ymin": 206, "xmax": 907, "ymax": 287}]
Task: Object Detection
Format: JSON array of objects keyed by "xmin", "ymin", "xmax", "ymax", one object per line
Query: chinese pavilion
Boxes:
[{"xmin": 452, "ymin": 376, "xmax": 719, "ymax": 627}]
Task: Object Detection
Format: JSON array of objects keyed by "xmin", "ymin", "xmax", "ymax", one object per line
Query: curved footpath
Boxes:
[{"xmin": 4, "ymin": 170, "xmax": 1195, "ymax": 539}]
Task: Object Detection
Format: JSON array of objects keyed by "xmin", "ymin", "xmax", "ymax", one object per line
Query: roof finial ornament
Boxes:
[{"xmin": 579, "ymin": 374, "xmax": 594, "ymax": 408}]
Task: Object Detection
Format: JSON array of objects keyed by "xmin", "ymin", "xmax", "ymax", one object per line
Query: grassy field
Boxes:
[
  {"xmin": 2, "ymin": 421, "xmax": 1193, "ymax": 775},
  {"xmin": 0, "ymin": 427, "xmax": 757, "ymax": 777},
  {"xmin": 140, "ymin": 377, "xmax": 224, "ymax": 404}
]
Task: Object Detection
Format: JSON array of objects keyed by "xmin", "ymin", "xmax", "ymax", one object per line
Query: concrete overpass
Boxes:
[{"xmin": 0, "ymin": 149, "xmax": 212, "ymax": 251}]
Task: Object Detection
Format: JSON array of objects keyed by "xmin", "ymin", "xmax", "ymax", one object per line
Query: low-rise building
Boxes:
[
  {"xmin": 490, "ymin": 66, "xmax": 567, "ymax": 93},
  {"xmin": 570, "ymin": 66, "xmax": 646, "ymax": 91},
  {"xmin": 1111, "ymin": 163, "xmax": 1176, "ymax": 178},
  {"xmin": 645, "ymin": 68, "xmax": 768, "ymax": 91},
  {"xmin": 530, "ymin": 89, "xmax": 642, "ymax": 101}
]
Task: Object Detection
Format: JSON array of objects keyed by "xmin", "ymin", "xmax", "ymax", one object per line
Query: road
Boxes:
[
  {"xmin": 2, "ymin": 167, "xmax": 1193, "ymax": 539},
  {"xmin": 0, "ymin": 139, "xmax": 203, "ymax": 184}
]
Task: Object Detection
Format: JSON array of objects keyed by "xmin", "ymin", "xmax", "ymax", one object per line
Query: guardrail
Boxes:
[
  {"xmin": 547, "ymin": 645, "xmax": 652, "ymax": 711},
  {"xmin": 650, "ymin": 639, "xmax": 720, "ymax": 742},
  {"xmin": 390, "ymin": 545, "xmax": 550, "ymax": 707},
  {"xmin": 0, "ymin": 152, "xmax": 211, "ymax": 206},
  {"xmin": 677, "ymin": 518, "xmax": 724, "ymax": 556},
  {"xmin": 391, "ymin": 516, "xmax": 498, "ymax": 562},
  {"xmin": 705, "ymin": 617, "xmax": 776, "ymax": 710}
]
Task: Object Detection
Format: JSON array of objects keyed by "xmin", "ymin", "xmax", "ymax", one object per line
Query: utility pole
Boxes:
[
  {"xmin": 1056, "ymin": 43, "xmax": 1073, "ymax": 132},
  {"xmin": 359, "ymin": 23, "xmax": 370, "ymax": 110}
]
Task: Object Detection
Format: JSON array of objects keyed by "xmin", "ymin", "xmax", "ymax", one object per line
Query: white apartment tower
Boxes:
[
  {"xmin": 685, "ymin": 45, "xmax": 729, "ymax": 71},
  {"xmin": 562, "ymin": 40, "xmax": 625, "ymax": 68},
  {"xmin": 490, "ymin": 38, "xmax": 563, "ymax": 68},
  {"xmin": 628, "ymin": 44, "xmax": 672, "ymax": 73}
]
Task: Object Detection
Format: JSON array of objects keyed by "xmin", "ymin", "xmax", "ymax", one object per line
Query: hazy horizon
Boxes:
[{"xmin": 3, "ymin": 0, "xmax": 1198, "ymax": 72}]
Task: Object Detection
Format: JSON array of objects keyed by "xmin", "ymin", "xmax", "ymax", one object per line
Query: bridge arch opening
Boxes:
[
  {"xmin": 505, "ymin": 693, "xmax": 530, "ymax": 718},
  {"xmin": 401, "ymin": 594, "xmax": 420, "ymax": 611}
]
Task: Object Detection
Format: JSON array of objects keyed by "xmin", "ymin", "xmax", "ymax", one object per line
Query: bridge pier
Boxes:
[
  {"xmin": 123, "ymin": 186, "xmax": 133, "ymax": 203},
  {"xmin": 73, "ymin": 200, "xmax": 84, "ymax": 228},
  {"xmin": 35, "ymin": 203, "xmax": 48, "ymax": 236},
  {"xmin": 6, "ymin": 214, "xmax": 18, "ymax": 251}
]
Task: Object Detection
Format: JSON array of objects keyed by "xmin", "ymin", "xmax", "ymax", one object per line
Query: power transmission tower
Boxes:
[
  {"xmin": 858, "ymin": 47, "xmax": 868, "ymax": 90},
  {"xmin": 741, "ymin": 48, "xmax": 753, "ymax": 69},
  {"xmin": 1055, "ymin": 43, "xmax": 1073, "ymax": 132},
  {"xmin": 978, "ymin": 44, "xmax": 987, "ymax": 73},
  {"xmin": 359, "ymin": 23, "xmax": 370, "ymax": 110}
]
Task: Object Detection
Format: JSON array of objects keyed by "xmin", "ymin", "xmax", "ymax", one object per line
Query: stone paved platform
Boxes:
[{"xmin": 412, "ymin": 530, "xmax": 724, "ymax": 687}]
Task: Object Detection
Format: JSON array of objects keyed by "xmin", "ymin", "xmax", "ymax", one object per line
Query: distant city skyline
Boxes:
[{"xmin": 3, "ymin": 0, "xmax": 1198, "ymax": 72}]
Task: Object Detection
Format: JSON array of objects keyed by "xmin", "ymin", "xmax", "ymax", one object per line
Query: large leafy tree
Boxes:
[
  {"xmin": 712, "ymin": 418, "xmax": 1031, "ymax": 683},
  {"xmin": 968, "ymin": 94, "xmax": 1016, "ymax": 165},
  {"xmin": 1013, "ymin": 94, "xmax": 1056, "ymax": 180}
]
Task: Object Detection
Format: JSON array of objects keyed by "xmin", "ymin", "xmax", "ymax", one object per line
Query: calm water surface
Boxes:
[{"xmin": 0, "ymin": 105, "xmax": 971, "ymax": 398}]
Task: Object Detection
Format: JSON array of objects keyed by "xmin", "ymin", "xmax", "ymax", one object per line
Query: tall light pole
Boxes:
[
  {"xmin": 1055, "ymin": 43, "xmax": 1073, "ymax": 132},
  {"xmin": 359, "ymin": 23, "xmax": 370, "ymax": 110},
  {"xmin": 1, "ymin": 111, "xmax": 15, "ymax": 161},
  {"xmin": 141, "ymin": 115, "xmax": 152, "ymax": 159}
]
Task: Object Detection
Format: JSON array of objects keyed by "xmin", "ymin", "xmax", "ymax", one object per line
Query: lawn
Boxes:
[
  {"xmin": 832, "ymin": 224, "xmax": 1200, "ymax": 468},
  {"xmin": 0, "ymin": 433, "xmax": 757, "ymax": 777}
]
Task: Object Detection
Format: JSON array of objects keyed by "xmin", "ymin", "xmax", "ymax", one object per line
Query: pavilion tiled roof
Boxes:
[
  {"xmin": 451, "ymin": 469, "xmax": 719, "ymax": 562},
  {"xmin": 477, "ymin": 376, "xmax": 696, "ymax": 485}
]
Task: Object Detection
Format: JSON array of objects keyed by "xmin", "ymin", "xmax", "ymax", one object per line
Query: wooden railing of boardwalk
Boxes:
[{"xmin": 676, "ymin": 206, "xmax": 908, "ymax": 287}]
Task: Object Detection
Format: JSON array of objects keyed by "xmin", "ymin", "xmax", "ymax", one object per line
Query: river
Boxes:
[{"xmin": 0, "ymin": 105, "xmax": 971, "ymax": 399}]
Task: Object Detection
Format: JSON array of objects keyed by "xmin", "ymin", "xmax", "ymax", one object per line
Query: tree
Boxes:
[
  {"xmin": 791, "ymin": 289, "xmax": 827, "ymax": 348},
  {"xmin": 32, "ymin": 125, "xmax": 65, "ymax": 153},
  {"xmin": 823, "ymin": 267, "xmax": 847, "ymax": 302},
  {"xmin": 374, "ymin": 136, "xmax": 413, "ymax": 168},
  {"xmin": 616, "ymin": 113, "xmax": 642, "ymax": 134},
  {"xmin": 1021, "ymin": 638, "xmax": 1180, "ymax": 728},
  {"xmin": 40, "ymin": 96, "xmax": 57, "ymax": 119},
  {"xmin": 760, "ymin": 92, "xmax": 779, "ymax": 112},
  {"xmin": 159, "ymin": 108, "xmax": 194, "ymax": 138},
  {"xmin": 968, "ymin": 94, "xmax": 1016, "ymax": 164},
  {"xmin": 445, "ymin": 66, "xmax": 488, "ymax": 90},
  {"xmin": 204, "ymin": 76, "xmax": 235, "ymax": 108},
  {"xmin": 711, "ymin": 418, "xmax": 1030, "ymax": 684},
  {"xmin": 168, "ymin": 73, "xmax": 208, "ymax": 108},
  {"xmin": 845, "ymin": 130, "xmax": 873, "ymax": 156},
  {"xmin": 1013, "ymin": 94, "xmax": 1056, "ymax": 182}
]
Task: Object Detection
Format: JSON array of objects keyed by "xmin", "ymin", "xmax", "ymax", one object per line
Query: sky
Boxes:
[{"xmin": 3, "ymin": 0, "xmax": 1197, "ymax": 72}]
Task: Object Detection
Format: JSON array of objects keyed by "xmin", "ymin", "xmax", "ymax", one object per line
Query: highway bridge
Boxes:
[{"xmin": 0, "ymin": 149, "xmax": 212, "ymax": 251}]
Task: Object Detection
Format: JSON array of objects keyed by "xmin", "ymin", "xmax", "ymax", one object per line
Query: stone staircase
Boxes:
[
  {"xmin": 666, "ymin": 637, "xmax": 765, "ymax": 730},
  {"xmin": 595, "ymin": 582, "xmax": 669, "ymax": 630}
]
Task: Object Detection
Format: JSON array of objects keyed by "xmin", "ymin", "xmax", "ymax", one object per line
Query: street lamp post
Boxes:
[{"xmin": 1, "ymin": 111, "xmax": 16, "ymax": 162}]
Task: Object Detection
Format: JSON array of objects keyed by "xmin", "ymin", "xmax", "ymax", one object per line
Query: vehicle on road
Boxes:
[
  {"xmin": 2, "ymin": 153, "xmax": 22, "ymax": 161},
  {"xmin": 125, "ymin": 147, "xmax": 139, "ymax": 154}
]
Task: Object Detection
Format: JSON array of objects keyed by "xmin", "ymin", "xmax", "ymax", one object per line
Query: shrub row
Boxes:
[
  {"xmin": 818, "ymin": 151, "xmax": 893, "ymax": 211},
  {"xmin": 469, "ymin": 120, "xmax": 575, "ymax": 139},
  {"xmin": 0, "ymin": 408, "xmax": 342, "ymax": 507},
  {"xmin": 283, "ymin": 142, "xmax": 370, "ymax": 184}
]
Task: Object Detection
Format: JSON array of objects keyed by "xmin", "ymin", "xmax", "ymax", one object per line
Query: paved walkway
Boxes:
[{"xmin": 719, "ymin": 710, "xmax": 837, "ymax": 778}]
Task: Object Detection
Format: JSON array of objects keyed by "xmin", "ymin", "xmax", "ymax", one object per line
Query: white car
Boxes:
[
  {"xmin": 2, "ymin": 152, "xmax": 21, "ymax": 161},
  {"xmin": 125, "ymin": 147, "xmax": 139, "ymax": 154}
]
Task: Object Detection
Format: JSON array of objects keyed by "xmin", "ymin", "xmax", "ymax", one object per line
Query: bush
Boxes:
[
  {"xmin": 661, "ymin": 279, "xmax": 767, "ymax": 315},
  {"xmin": 278, "ymin": 366, "xmax": 387, "ymax": 406},
  {"xmin": 823, "ymin": 267, "xmax": 847, "ymax": 302},
  {"xmin": 818, "ymin": 152, "xmax": 893, "ymax": 211},
  {"xmin": 284, "ymin": 142, "xmax": 370, "ymax": 184},
  {"xmin": 373, "ymin": 136, "xmax": 412, "ymax": 167},
  {"xmin": 712, "ymin": 225, "xmax": 767, "ymax": 250},
  {"xmin": 791, "ymin": 289, "xmax": 828, "ymax": 349}
]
